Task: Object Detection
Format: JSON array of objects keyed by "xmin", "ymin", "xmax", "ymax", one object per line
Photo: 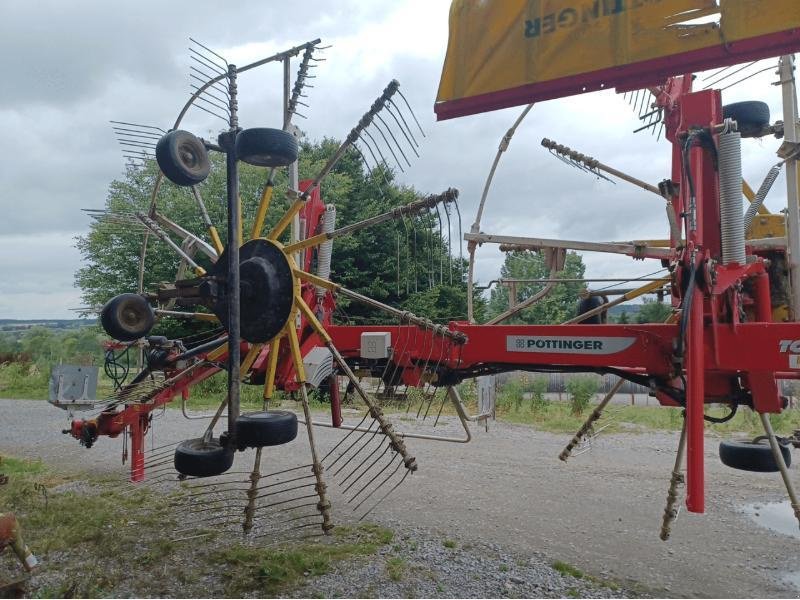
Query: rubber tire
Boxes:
[
  {"xmin": 174, "ymin": 437, "xmax": 234, "ymax": 477},
  {"xmin": 100, "ymin": 293, "xmax": 155, "ymax": 342},
  {"xmin": 577, "ymin": 296, "xmax": 605, "ymax": 324},
  {"xmin": 156, "ymin": 129, "xmax": 211, "ymax": 187},
  {"xmin": 722, "ymin": 101, "xmax": 771, "ymax": 137},
  {"xmin": 719, "ymin": 439, "xmax": 792, "ymax": 472},
  {"xmin": 235, "ymin": 410, "xmax": 298, "ymax": 449},
  {"xmin": 235, "ymin": 128, "xmax": 298, "ymax": 167}
]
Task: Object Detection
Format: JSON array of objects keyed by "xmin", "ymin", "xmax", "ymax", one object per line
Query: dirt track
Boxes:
[{"xmin": 2, "ymin": 398, "xmax": 799, "ymax": 598}]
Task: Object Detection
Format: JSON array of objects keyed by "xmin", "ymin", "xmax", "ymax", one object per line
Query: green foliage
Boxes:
[
  {"xmin": 616, "ymin": 310, "xmax": 630, "ymax": 324},
  {"xmin": 485, "ymin": 250, "xmax": 585, "ymax": 324},
  {"xmin": 553, "ymin": 560, "xmax": 584, "ymax": 579},
  {"xmin": 386, "ymin": 556, "xmax": 407, "ymax": 581},
  {"xmin": 565, "ymin": 376, "xmax": 599, "ymax": 416},
  {"xmin": 75, "ymin": 139, "xmax": 478, "ymax": 327},
  {"xmin": 635, "ymin": 298, "xmax": 673, "ymax": 323}
]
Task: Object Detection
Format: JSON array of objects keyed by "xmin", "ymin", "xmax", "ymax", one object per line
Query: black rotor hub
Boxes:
[{"xmin": 211, "ymin": 239, "xmax": 294, "ymax": 343}]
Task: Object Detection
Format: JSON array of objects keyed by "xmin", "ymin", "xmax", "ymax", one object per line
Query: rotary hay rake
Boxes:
[{"xmin": 48, "ymin": 0, "xmax": 800, "ymax": 551}]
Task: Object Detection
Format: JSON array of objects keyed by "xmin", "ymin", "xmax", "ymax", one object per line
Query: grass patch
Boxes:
[
  {"xmin": 215, "ymin": 523, "xmax": 394, "ymax": 595},
  {"xmin": 553, "ymin": 560, "xmax": 584, "ymax": 579},
  {"xmin": 386, "ymin": 556, "xmax": 406, "ymax": 581},
  {"xmin": 494, "ymin": 398, "xmax": 800, "ymax": 437},
  {"xmin": 442, "ymin": 539, "xmax": 457, "ymax": 549}
]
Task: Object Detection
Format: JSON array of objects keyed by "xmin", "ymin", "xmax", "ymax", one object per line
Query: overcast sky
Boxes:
[{"xmin": 0, "ymin": 1, "xmax": 791, "ymax": 319}]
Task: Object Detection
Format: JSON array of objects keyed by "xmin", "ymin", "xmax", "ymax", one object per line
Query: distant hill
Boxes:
[{"xmin": 0, "ymin": 319, "xmax": 96, "ymax": 332}]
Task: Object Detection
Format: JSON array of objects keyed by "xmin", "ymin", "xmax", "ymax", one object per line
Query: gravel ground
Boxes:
[{"xmin": 2, "ymin": 398, "xmax": 800, "ymax": 598}]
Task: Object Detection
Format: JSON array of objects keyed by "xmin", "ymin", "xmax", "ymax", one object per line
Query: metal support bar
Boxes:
[
  {"xmin": 464, "ymin": 232, "xmax": 672, "ymax": 260},
  {"xmin": 780, "ymin": 55, "xmax": 800, "ymax": 319}
]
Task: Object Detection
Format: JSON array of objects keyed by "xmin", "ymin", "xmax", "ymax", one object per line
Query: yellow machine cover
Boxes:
[{"xmin": 435, "ymin": 0, "xmax": 800, "ymax": 120}]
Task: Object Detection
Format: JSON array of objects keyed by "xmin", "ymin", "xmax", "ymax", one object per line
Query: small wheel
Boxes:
[
  {"xmin": 100, "ymin": 293, "xmax": 155, "ymax": 342},
  {"xmin": 577, "ymin": 296, "xmax": 605, "ymax": 324},
  {"xmin": 235, "ymin": 128, "xmax": 298, "ymax": 167},
  {"xmin": 235, "ymin": 410, "xmax": 298, "ymax": 449},
  {"xmin": 719, "ymin": 438, "xmax": 792, "ymax": 472},
  {"xmin": 174, "ymin": 437, "xmax": 234, "ymax": 477},
  {"xmin": 155, "ymin": 130, "xmax": 211, "ymax": 187},
  {"xmin": 722, "ymin": 101, "xmax": 771, "ymax": 137}
]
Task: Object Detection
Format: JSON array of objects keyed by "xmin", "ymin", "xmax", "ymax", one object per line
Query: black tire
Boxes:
[
  {"xmin": 174, "ymin": 437, "xmax": 234, "ymax": 477},
  {"xmin": 235, "ymin": 410, "xmax": 298, "ymax": 449},
  {"xmin": 156, "ymin": 130, "xmax": 211, "ymax": 187},
  {"xmin": 100, "ymin": 293, "xmax": 155, "ymax": 342},
  {"xmin": 723, "ymin": 101, "xmax": 771, "ymax": 137},
  {"xmin": 577, "ymin": 296, "xmax": 605, "ymax": 324},
  {"xmin": 235, "ymin": 128, "xmax": 298, "ymax": 167},
  {"xmin": 719, "ymin": 438, "xmax": 792, "ymax": 472}
]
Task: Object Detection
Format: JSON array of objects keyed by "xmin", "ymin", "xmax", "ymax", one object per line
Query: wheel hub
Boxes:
[{"xmin": 211, "ymin": 238, "xmax": 297, "ymax": 343}]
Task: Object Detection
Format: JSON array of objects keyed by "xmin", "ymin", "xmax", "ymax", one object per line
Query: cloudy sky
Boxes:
[{"xmin": 0, "ymin": 1, "xmax": 791, "ymax": 319}]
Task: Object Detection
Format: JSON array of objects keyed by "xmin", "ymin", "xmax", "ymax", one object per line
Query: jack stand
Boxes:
[
  {"xmin": 559, "ymin": 378, "xmax": 624, "ymax": 461},
  {"xmin": 759, "ymin": 412, "xmax": 800, "ymax": 528},
  {"xmin": 660, "ymin": 418, "xmax": 687, "ymax": 540}
]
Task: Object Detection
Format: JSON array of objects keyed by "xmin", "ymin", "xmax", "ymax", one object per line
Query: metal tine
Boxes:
[
  {"xmin": 433, "ymin": 390, "xmax": 448, "ymax": 428},
  {"xmin": 195, "ymin": 94, "xmax": 231, "ymax": 116},
  {"xmin": 118, "ymin": 139, "xmax": 156, "ymax": 149},
  {"xmin": 190, "ymin": 73, "xmax": 229, "ymax": 99},
  {"xmin": 361, "ymin": 130, "xmax": 393, "ymax": 177},
  {"xmin": 258, "ymin": 493, "xmax": 321, "ymax": 510},
  {"xmin": 443, "ymin": 203, "xmax": 453, "ymax": 284},
  {"xmin": 702, "ymin": 60, "xmax": 758, "ymax": 89},
  {"xmin": 189, "ymin": 37, "xmax": 229, "ymax": 69},
  {"xmin": 720, "ymin": 65, "xmax": 776, "ymax": 91},
  {"xmin": 171, "ymin": 509, "xmax": 246, "ymax": 532},
  {"xmin": 343, "ymin": 443, "xmax": 393, "ymax": 496},
  {"xmin": 349, "ymin": 455, "xmax": 401, "ymax": 509},
  {"xmin": 375, "ymin": 113, "xmax": 412, "ymax": 167},
  {"xmin": 321, "ymin": 411, "xmax": 372, "ymax": 463},
  {"xmin": 253, "ymin": 482, "xmax": 317, "ymax": 502},
  {"xmin": 452, "ymin": 198, "xmax": 464, "ymax": 280},
  {"xmin": 370, "ymin": 118, "xmax": 406, "ymax": 172},
  {"xmin": 339, "ymin": 437, "xmax": 389, "ymax": 487},
  {"xmin": 190, "ymin": 83, "xmax": 230, "ymax": 108},
  {"xmin": 110, "ymin": 120, "xmax": 166, "ymax": 133},
  {"xmin": 395, "ymin": 88, "xmax": 425, "ymax": 137},
  {"xmin": 325, "ymin": 417, "xmax": 377, "ymax": 470},
  {"xmin": 637, "ymin": 89, "xmax": 649, "ymax": 118},
  {"xmin": 434, "ymin": 204, "xmax": 444, "ymax": 285},
  {"xmin": 247, "ymin": 502, "xmax": 320, "ymax": 525},
  {"xmin": 189, "ymin": 64, "xmax": 222, "ymax": 86},
  {"xmin": 192, "ymin": 102, "xmax": 229, "ymax": 123},
  {"xmin": 111, "ymin": 127, "xmax": 161, "ymax": 140},
  {"xmin": 190, "ymin": 50, "xmax": 227, "ymax": 77},
  {"xmin": 255, "ymin": 473, "xmax": 316, "ymax": 492},
  {"xmin": 358, "ymin": 467, "xmax": 411, "ymax": 519},
  {"xmin": 354, "ymin": 457, "xmax": 406, "ymax": 514},
  {"xmin": 332, "ymin": 422, "xmax": 383, "ymax": 477},
  {"xmin": 357, "ymin": 138, "xmax": 392, "ymax": 189},
  {"xmin": 387, "ymin": 99, "xmax": 419, "ymax": 148}
]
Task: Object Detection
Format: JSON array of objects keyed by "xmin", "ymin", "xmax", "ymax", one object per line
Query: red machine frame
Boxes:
[{"xmin": 69, "ymin": 53, "xmax": 800, "ymax": 521}]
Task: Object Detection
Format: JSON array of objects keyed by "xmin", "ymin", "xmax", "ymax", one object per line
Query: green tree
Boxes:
[
  {"xmin": 616, "ymin": 311, "xmax": 630, "ymax": 324},
  {"xmin": 635, "ymin": 298, "xmax": 673, "ymax": 323},
  {"xmin": 485, "ymin": 250, "xmax": 586, "ymax": 324},
  {"xmin": 75, "ymin": 139, "xmax": 476, "ymax": 328}
]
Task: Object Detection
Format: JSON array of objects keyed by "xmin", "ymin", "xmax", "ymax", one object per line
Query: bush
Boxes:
[
  {"xmin": 529, "ymin": 376, "xmax": 549, "ymax": 414},
  {"xmin": 565, "ymin": 376, "xmax": 598, "ymax": 416}
]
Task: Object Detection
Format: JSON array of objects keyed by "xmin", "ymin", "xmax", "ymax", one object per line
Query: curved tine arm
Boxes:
[
  {"xmin": 284, "ymin": 189, "xmax": 458, "ymax": 254},
  {"xmin": 294, "ymin": 270, "xmax": 466, "ymax": 344}
]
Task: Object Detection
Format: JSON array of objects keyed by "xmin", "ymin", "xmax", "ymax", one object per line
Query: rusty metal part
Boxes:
[
  {"xmin": 660, "ymin": 419, "xmax": 687, "ymax": 541},
  {"xmin": 559, "ymin": 379, "xmax": 625, "ymax": 462}
]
